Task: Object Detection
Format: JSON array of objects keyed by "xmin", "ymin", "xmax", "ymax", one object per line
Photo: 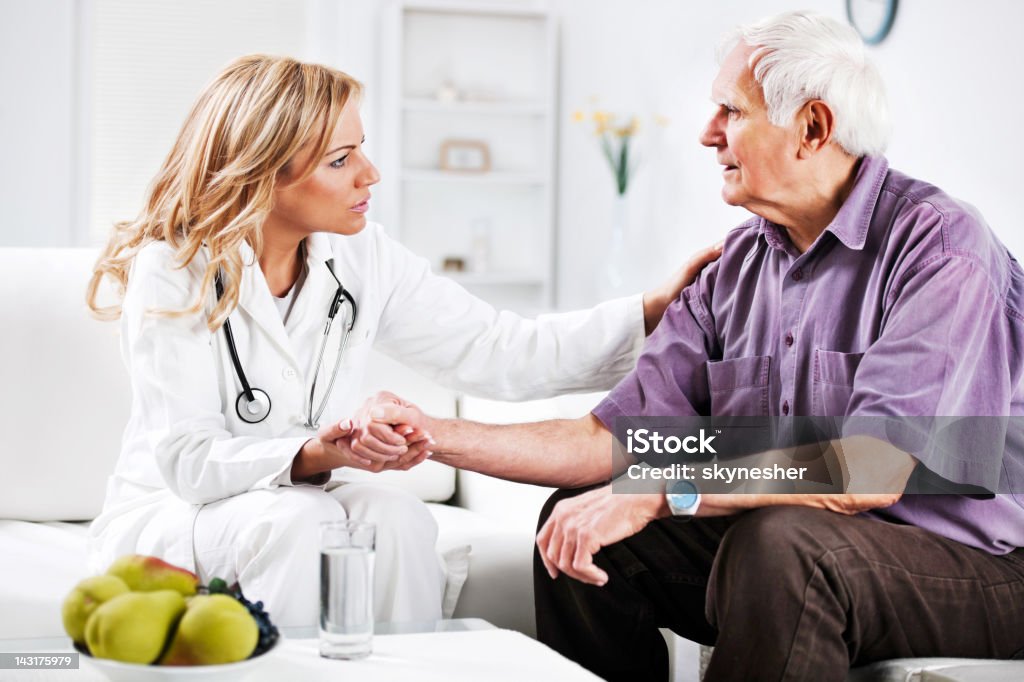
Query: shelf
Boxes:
[
  {"xmin": 400, "ymin": 0, "xmax": 551, "ymax": 19},
  {"xmin": 441, "ymin": 271, "xmax": 548, "ymax": 286},
  {"xmin": 384, "ymin": 0, "xmax": 557, "ymax": 312},
  {"xmin": 402, "ymin": 97, "xmax": 548, "ymax": 116},
  {"xmin": 401, "ymin": 169, "xmax": 547, "ymax": 185}
]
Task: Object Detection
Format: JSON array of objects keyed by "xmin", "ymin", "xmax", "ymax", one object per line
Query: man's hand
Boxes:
[
  {"xmin": 642, "ymin": 241, "xmax": 723, "ymax": 334},
  {"xmin": 536, "ymin": 485, "xmax": 668, "ymax": 586}
]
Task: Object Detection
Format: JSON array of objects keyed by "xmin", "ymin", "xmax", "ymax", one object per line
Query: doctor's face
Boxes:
[
  {"xmin": 699, "ymin": 42, "xmax": 802, "ymax": 214},
  {"xmin": 268, "ymin": 102, "xmax": 380, "ymax": 238}
]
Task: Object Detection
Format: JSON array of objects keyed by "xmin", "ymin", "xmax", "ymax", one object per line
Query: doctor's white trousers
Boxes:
[{"xmin": 191, "ymin": 484, "xmax": 445, "ymax": 626}]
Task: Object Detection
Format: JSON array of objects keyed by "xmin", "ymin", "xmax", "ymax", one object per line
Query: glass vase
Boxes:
[{"xmin": 599, "ymin": 192, "xmax": 631, "ymax": 300}]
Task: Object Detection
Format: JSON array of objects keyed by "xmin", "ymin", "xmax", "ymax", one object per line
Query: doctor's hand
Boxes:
[
  {"xmin": 290, "ymin": 420, "xmax": 404, "ymax": 481},
  {"xmin": 642, "ymin": 241, "xmax": 724, "ymax": 334},
  {"xmin": 536, "ymin": 485, "xmax": 667, "ymax": 586},
  {"xmin": 349, "ymin": 391, "xmax": 435, "ymax": 471}
]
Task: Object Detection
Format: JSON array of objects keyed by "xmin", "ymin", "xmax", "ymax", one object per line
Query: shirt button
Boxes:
[
  {"xmin": 785, "ymin": 332, "xmax": 794, "ymax": 347},
  {"xmin": 792, "ymin": 268, "xmax": 804, "ymax": 282},
  {"xmin": 282, "ymin": 367, "xmax": 297, "ymax": 380},
  {"xmin": 782, "ymin": 400, "xmax": 790, "ymax": 415}
]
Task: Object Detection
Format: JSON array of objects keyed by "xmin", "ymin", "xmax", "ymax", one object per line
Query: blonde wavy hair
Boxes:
[{"xmin": 86, "ymin": 54, "xmax": 362, "ymax": 331}]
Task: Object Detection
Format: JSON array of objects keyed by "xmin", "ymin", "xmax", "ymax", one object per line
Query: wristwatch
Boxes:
[{"xmin": 665, "ymin": 480, "xmax": 701, "ymax": 519}]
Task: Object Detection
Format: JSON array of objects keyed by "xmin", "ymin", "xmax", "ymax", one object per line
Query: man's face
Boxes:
[{"xmin": 699, "ymin": 43, "xmax": 801, "ymax": 212}]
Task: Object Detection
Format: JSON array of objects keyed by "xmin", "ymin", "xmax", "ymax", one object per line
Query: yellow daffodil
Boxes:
[{"xmin": 573, "ymin": 105, "xmax": 668, "ymax": 195}]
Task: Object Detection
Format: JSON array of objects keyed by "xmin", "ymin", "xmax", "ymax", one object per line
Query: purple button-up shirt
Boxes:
[{"xmin": 594, "ymin": 156, "xmax": 1024, "ymax": 554}]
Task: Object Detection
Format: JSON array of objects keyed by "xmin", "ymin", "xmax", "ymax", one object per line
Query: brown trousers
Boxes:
[{"xmin": 534, "ymin": 490, "xmax": 1024, "ymax": 682}]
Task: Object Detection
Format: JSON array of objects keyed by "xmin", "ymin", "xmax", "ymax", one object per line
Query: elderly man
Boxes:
[{"xmin": 367, "ymin": 11, "xmax": 1024, "ymax": 682}]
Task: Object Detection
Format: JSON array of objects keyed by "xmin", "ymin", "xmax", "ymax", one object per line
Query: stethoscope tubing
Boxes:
[
  {"xmin": 305, "ymin": 298, "xmax": 355, "ymax": 429},
  {"xmin": 214, "ymin": 275, "xmax": 258, "ymax": 402},
  {"xmin": 216, "ymin": 259, "xmax": 357, "ymax": 428}
]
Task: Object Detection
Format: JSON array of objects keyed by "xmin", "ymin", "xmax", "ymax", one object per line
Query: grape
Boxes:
[{"xmin": 230, "ymin": 587, "xmax": 280, "ymax": 657}]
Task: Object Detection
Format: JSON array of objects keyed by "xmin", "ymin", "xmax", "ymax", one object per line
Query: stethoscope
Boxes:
[{"xmin": 216, "ymin": 258, "xmax": 358, "ymax": 429}]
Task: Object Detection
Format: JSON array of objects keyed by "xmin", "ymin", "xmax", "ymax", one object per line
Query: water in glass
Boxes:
[{"xmin": 319, "ymin": 522, "xmax": 375, "ymax": 659}]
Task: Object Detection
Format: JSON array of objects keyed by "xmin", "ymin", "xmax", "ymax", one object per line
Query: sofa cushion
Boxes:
[
  {"xmin": 431, "ymin": 503, "xmax": 538, "ymax": 637},
  {"xmin": 849, "ymin": 658, "xmax": 1024, "ymax": 681},
  {"xmin": 0, "ymin": 520, "xmax": 91, "ymax": 638},
  {"xmin": 0, "ymin": 249, "xmax": 129, "ymax": 521},
  {"xmin": 921, "ymin": 662, "xmax": 1024, "ymax": 681}
]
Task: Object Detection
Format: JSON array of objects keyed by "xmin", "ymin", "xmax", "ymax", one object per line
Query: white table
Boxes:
[{"xmin": 0, "ymin": 620, "xmax": 601, "ymax": 681}]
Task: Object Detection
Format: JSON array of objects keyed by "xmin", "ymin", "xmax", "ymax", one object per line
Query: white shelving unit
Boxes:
[
  {"xmin": 399, "ymin": 169, "xmax": 547, "ymax": 185},
  {"xmin": 379, "ymin": 0, "xmax": 558, "ymax": 313}
]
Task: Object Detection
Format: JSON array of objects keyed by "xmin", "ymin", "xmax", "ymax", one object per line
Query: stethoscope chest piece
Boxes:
[
  {"xmin": 217, "ymin": 258, "xmax": 356, "ymax": 430},
  {"xmin": 236, "ymin": 388, "xmax": 272, "ymax": 424}
]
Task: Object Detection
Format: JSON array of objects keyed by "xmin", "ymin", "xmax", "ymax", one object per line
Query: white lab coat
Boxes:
[{"xmin": 87, "ymin": 223, "xmax": 645, "ymax": 622}]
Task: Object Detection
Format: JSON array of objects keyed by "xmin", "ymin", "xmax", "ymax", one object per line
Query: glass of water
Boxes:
[{"xmin": 319, "ymin": 520, "xmax": 376, "ymax": 659}]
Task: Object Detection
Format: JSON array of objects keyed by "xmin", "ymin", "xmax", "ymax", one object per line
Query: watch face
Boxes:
[
  {"xmin": 846, "ymin": 0, "xmax": 898, "ymax": 45},
  {"xmin": 667, "ymin": 480, "xmax": 699, "ymax": 509}
]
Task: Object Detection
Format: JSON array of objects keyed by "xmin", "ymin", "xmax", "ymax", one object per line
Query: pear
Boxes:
[
  {"xmin": 160, "ymin": 594, "xmax": 258, "ymax": 666},
  {"xmin": 61, "ymin": 575, "xmax": 130, "ymax": 645},
  {"xmin": 106, "ymin": 554, "xmax": 199, "ymax": 596},
  {"xmin": 84, "ymin": 590, "xmax": 186, "ymax": 664}
]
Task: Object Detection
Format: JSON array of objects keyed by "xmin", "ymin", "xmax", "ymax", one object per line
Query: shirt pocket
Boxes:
[
  {"xmin": 706, "ymin": 355, "xmax": 771, "ymax": 416},
  {"xmin": 812, "ymin": 349, "xmax": 864, "ymax": 416}
]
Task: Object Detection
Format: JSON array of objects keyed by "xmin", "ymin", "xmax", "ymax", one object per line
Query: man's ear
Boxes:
[{"xmin": 796, "ymin": 100, "xmax": 835, "ymax": 158}]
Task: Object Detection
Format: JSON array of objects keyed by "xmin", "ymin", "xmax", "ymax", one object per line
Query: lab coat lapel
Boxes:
[
  {"xmin": 287, "ymin": 233, "xmax": 339, "ymax": 342},
  {"xmin": 234, "ymin": 241, "xmax": 301, "ymax": 368}
]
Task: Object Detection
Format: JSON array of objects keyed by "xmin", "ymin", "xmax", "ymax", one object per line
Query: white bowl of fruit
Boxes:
[{"xmin": 63, "ymin": 555, "xmax": 280, "ymax": 681}]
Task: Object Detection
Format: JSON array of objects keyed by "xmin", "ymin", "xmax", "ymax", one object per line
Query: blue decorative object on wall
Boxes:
[{"xmin": 846, "ymin": 0, "xmax": 898, "ymax": 45}]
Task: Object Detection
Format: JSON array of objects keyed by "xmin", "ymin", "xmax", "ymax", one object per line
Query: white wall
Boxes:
[
  {"xmin": 3, "ymin": 0, "xmax": 1022, "ymax": 307},
  {"xmin": 0, "ymin": 0, "xmax": 333, "ymax": 249},
  {"xmin": 0, "ymin": 0, "xmax": 77, "ymax": 246},
  {"xmin": 872, "ymin": 0, "xmax": 1022, "ymax": 260}
]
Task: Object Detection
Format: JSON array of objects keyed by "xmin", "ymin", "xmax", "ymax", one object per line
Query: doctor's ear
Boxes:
[{"xmin": 797, "ymin": 100, "xmax": 835, "ymax": 158}]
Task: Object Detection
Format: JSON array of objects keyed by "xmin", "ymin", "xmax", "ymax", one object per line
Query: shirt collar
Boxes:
[
  {"xmin": 824, "ymin": 155, "xmax": 889, "ymax": 251},
  {"xmin": 758, "ymin": 155, "xmax": 890, "ymax": 253},
  {"xmin": 305, "ymin": 232, "xmax": 334, "ymax": 265},
  {"xmin": 236, "ymin": 231, "xmax": 334, "ymax": 267}
]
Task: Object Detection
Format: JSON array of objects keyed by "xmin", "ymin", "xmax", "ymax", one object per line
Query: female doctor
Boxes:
[{"xmin": 85, "ymin": 55, "xmax": 720, "ymax": 627}]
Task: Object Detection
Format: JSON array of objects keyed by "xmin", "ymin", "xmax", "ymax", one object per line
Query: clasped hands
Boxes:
[{"xmin": 307, "ymin": 391, "xmax": 434, "ymax": 474}]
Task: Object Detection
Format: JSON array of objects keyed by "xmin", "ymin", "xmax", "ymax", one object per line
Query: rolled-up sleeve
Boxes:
[{"xmin": 593, "ymin": 262, "xmax": 720, "ymax": 428}]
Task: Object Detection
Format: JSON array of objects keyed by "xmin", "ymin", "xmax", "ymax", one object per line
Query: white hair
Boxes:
[{"xmin": 718, "ymin": 11, "xmax": 890, "ymax": 157}]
